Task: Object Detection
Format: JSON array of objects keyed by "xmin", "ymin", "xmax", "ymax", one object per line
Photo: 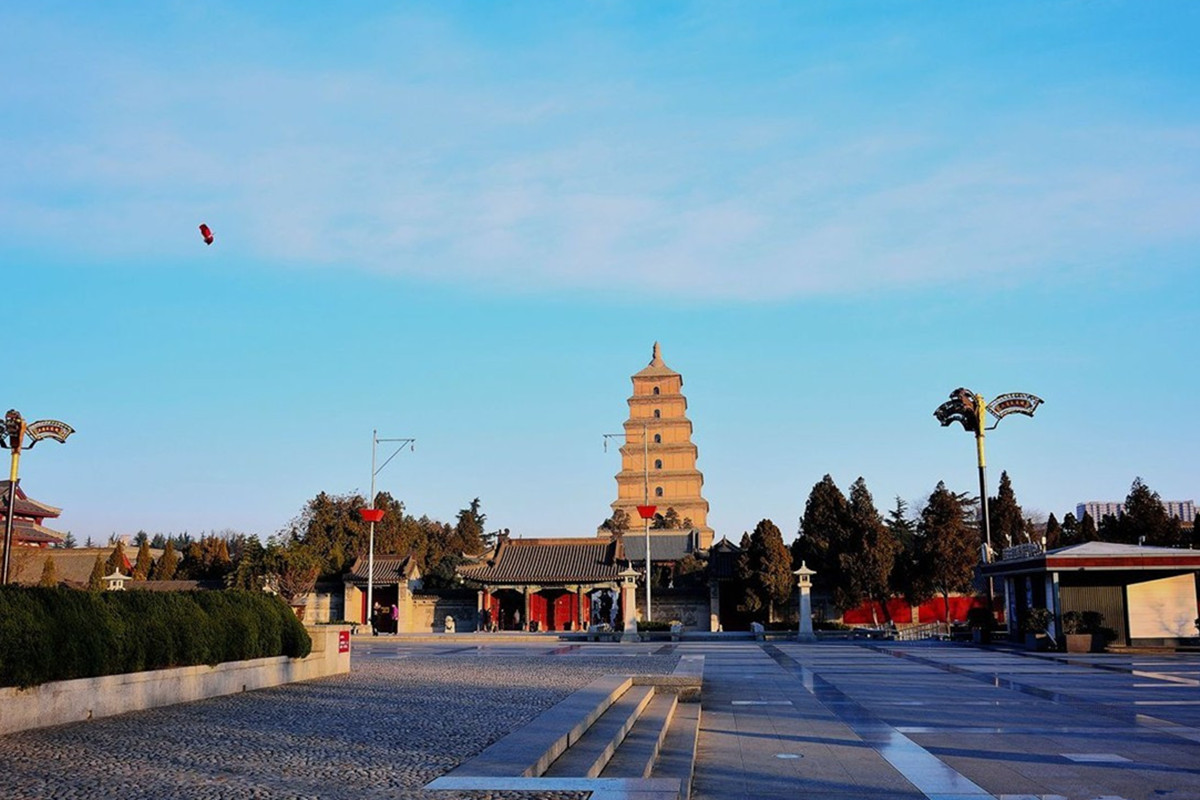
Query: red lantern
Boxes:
[
  {"xmin": 636, "ymin": 505, "xmax": 657, "ymax": 520},
  {"xmin": 359, "ymin": 508, "xmax": 385, "ymax": 523}
]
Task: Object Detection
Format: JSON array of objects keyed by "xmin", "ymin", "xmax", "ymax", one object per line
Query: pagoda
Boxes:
[
  {"xmin": 608, "ymin": 343, "xmax": 714, "ymax": 549},
  {"xmin": 0, "ymin": 480, "xmax": 65, "ymax": 547}
]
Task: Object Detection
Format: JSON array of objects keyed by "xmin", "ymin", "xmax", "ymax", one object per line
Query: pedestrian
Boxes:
[
  {"xmin": 481, "ymin": 606, "xmax": 491, "ymax": 633},
  {"xmin": 514, "ymin": 608, "xmax": 522, "ymax": 631},
  {"xmin": 372, "ymin": 601, "xmax": 382, "ymax": 636},
  {"xmin": 390, "ymin": 603, "xmax": 399, "ymax": 635}
]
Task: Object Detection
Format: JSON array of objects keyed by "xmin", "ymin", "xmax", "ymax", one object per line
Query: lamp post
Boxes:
[
  {"xmin": 359, "ymin": 430, "xmax": 415, "ymax": 629},
  {"xmin": 604, "ymin": 421, "xmax": 655, "ymax": 622},
  {"xmin": 1, "ymin": 410, "xmax": 74, "ymax": 585},
  {"xmin": 934, "ymin": 389, "xmax": 1042, "ymax": 610}
]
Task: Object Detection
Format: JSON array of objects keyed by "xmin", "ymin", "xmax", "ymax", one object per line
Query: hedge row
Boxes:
[{"xmin": 0, "ymin": 586, "xmax": 312, "ymax": 689}]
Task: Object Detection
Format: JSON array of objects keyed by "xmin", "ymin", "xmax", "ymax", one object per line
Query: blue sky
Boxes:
[{"xmin": 4, "ymin": 2, "xmax": 1197, "ymax": 544}]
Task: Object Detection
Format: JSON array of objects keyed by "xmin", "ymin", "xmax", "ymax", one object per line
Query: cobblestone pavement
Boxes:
[{"xmin": 0, "ymin": 639, "xmax": 678, "ymax": 800}]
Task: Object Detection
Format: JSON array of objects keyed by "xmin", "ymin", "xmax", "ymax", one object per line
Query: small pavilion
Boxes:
[{"xmin": 982, "ymin": 541, "xmax": 1200, "ymax": 646}]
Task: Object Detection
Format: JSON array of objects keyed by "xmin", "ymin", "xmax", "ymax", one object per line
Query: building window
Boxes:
[
  {"xmin": 653, "ymin": 409, "xmax": 661, "ymax": 418},
  {"xmin": 654, "ymin": 434, "xmax": 661, "ymax": 443},
  {"xmin": 655, "ymin": 487, "xmax": 664, "ymax": 497},
  {"xmin": 653, "ymin": 386, "xmax": 660, "ymax": 395},
  {"xmin": 655, "ymin": 459, "xmax": 662, "ymax": 469}
]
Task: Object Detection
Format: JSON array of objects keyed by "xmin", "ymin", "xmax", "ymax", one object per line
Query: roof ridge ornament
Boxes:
[{"xmin": 651, "ymin": 341, "xmax": 662, "ymax": 365}]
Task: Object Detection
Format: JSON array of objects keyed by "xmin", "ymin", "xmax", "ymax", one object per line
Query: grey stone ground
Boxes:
[{"xmin": 0, "ymin": 641, "xmax": 677, "ymax": 800}]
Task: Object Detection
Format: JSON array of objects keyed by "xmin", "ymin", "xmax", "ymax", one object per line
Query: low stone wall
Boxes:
[
  {"xmin": 0, "ymin": 624, "xmax": 352, "ymax": 736},
  {"xmin": 412, "ymin": 594, "xmax": 480, "ymax": 632}
]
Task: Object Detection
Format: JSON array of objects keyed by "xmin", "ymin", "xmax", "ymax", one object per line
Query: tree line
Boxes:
[{"xmin": 732, "ymin": 473, "xmax": 1196, "ymax": 626}]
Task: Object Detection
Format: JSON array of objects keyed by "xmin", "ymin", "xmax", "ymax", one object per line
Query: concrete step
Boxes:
[
  {"xmin": 600, "ymin": 691, "xmax": 678, "ymax": 779},
  {"xmin": 543, "ymin": 684, "xmax": 656, "ymax": 778},
  {"xmin": 649, "ymin": 697, "xmax": 702, "ymax": 800},
  {"xmin": 438, "ymin": 673, "xmax": 633, "ymax": 778}
]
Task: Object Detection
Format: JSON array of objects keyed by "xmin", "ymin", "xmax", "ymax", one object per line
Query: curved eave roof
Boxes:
[{"xmin": 459, "ymin": 538, "xmax": 621, "ymax": 584}]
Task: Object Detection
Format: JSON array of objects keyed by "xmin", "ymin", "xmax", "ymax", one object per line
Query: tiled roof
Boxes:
[
  {"xmin": 7, "ymin": 548, "xmax": 125, "ymax": 586},
  {"xmin": 345, "ymin": 554, "xmax": 418, "ymax": 586},
  {"xmin": 459, "ymin": 537, "xmax": 622, "ymax": 585},
  {"xmin": 622, "ymin": 531, "xmax": 698, "ymax": 562},
  {"xmin": 10, "ymin": 519, "xmax": 65, "ymax": 544},
  {"xmin": 0, "ymin": 481, "xmax": 62, "ymax": 519}
]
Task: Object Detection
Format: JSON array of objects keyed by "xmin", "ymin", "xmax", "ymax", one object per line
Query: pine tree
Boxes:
[
  {"xmin": 106, "ymin": 541, "xmax": 127, "ymax": 575},
  {"xmin": 989, "ymin": 471, "xmax": 1025, "ymax": 549},
  {"xmin": 886, "ymin": 497, "xmax": 918, "ymax": 600},
  {"xmin": 151, "ymin": 540, "xmax": 179, "ymax": 580},
  {"xmin": 132, "ymin": 539, "xmax": 153, "ymax": 580},
  {"xmin": 1044, "ymin": 513, "xmax": 1061, "ymax": 550},
  {"xmin": 1121, "ymin": 477, "xmax": 1182, "ymax": 546},
  {"xmin": 39, "ymin": 554, "xmax": 58, "ymax": 587},
  {"xmin": 914, "ymin": 481, "xmax": 979, "ymax": 623},
  {"xmin": 1059, "ymin": 512, "xmax": 1079, "ymax": 546},
  {"xmin": 62, "ymin": 532, "xmax": 77, "ymax": 548},
  {"xmin": 841, "ymin": 478, "xmax": 899, "ymax": 624},
  {"xmin": 453, "ymin": 497, "xmax": 487, "ymax": 555},
  {"xmin": 794, "ymin": 475, "xmax": 852, "ymax": 602},
  {"xmin": 1079, "ymin": 512, "xmax": 1098, "ymax": 543},
  {"xmin": 88, "ymin": 554, "xmax": 105, "ymax": 591}
]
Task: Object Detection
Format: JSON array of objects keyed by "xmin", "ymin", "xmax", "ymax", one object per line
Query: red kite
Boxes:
[{"xmin": 199, "ymin": 223, "xmax": 214, "ymax": 245}]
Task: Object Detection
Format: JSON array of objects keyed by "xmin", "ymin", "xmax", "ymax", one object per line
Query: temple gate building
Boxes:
[{"xmin": 608, "ymin": 343, "xmax": 714, "ymax": 549}]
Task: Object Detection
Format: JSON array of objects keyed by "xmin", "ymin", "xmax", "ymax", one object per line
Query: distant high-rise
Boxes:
[
  {"xmin": 609, "ymin": 343, "xmax": 713, "ymax": 549},
  {"xmin": 1076, "ymin": 500, "xmax": 1196, "ymax": 521}
]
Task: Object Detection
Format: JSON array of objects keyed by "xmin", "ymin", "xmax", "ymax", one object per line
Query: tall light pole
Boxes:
[
  {"xmin": 1, "ymin": 410, "xmax": 74, "ymax": 585},
  {"xmin": 935, "ymin": 389, "xmax": 1042, "ymax": 609},
  {"xmin": 604, "ymin": 421, "xmax": 656, "ymax": 623},
  {"xmin": 359, "ymin": 430, "xmax": 415, "ymax": 627}
]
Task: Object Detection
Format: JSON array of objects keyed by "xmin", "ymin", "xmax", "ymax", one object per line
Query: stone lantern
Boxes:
[
  {"xmin": 794, "ymin": 561, "xmax": 816, "ymax": 642},
  {"xmin": 619, "ymin": 566, "xmax": 640, "ymax": 642}
]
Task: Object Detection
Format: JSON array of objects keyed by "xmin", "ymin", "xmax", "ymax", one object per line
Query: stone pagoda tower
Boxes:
[{"xmin": 609, "ymin": 343, "xmax": 714, "ymax": 549}]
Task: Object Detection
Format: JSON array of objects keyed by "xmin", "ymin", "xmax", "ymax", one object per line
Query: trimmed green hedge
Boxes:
[{"xmin": 0, "ymin": 587, "xmax": 311, "ymax": 689}]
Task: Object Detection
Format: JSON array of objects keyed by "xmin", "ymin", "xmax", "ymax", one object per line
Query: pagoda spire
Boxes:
[{"xmin": 651, "ymin": 341, "xmax": 663, "ymax": 365}]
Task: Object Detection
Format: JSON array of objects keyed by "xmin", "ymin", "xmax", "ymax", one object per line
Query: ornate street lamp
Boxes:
[
  {"xmin": 934, "ymin": 389, "xmax": 1043, "ymax": 565},
  {"xmin": 360, "ymin": 430, "xmax": 414, "ymax": 628},
  {"xmin": 1, "ymin": 409, "xmax": 75, "ymax": 584}
]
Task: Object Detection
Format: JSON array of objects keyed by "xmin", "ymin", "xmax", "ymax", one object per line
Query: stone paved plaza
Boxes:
[{"xmin": 2, "ymin": 638, "xmax": 1200, "ymax": 799}]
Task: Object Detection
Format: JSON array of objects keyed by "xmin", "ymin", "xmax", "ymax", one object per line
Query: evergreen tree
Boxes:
[
  {"xmin": 105, "ymin": 541, "xmax": 128, "ymax": 575},
  {"xmin": 1079, "ymin": 511, "xmax": 1098, "ymax": 543},
  {"xmin": 989, "ymin": 471, "xmax": 1026, "ymax": 549},
  {"xmin": 885, "ymin": 497, "xmax": 918, "ymax": 599},
  {"xmin": 1044, "ymin": 513, "xmax": 1062, "ymax": 550},
  {"xmin": 748, "ymin": 518, "xmax": 794, "ymax": 621},
  {"xmin": 1059, "ymin": 512, "xmax": 1079, "ymax": 546},
  {"xmin": 793, "ymin": 475, "xmax": 852, "ymax": 604},
  {"xmin": 87, "ymin": 554, "xmax": 105, "ymax": 591},
  {"xmin": 84, "ymin": 536, "xmax": 94, "ymax": 548},
  {"xmin": 1120, "ymin": 477, "xmax": 1182, "ymax": 546},
  {"xmin": 226, "ymin": 536, "xmax": 268, "ymax": 590},
  {"xmin": 913, "ymin": 481, "xmax": 979, "ymax": 623},
  {"xmin": 841, "ymin": 478, "xmax": 899, "ymax": 624},
  {"xmin": 39, "ymin": 554, "xmax": 58, "ymax": 587},
  {"xmin": 62, "ymin": 532, "xmax": 77, "ymax": 548},
  {"xmin": 134, "ymin": 530, "xmax": 150, "ymax": 547},
  {"xmin": 653, "ymin": 507, "xmax": 684, "ymax": 530},
  {"xmin": 132, "ymin": 539, "xmax": 153, "ymax": 581},
  {"xmin": 1097, "ymin": 513, "xmax": 1122, "ymax": 543},
  {"xmin": 453, "ymin": 497, "xmax": 487, "ymax": 555},
  {"xmin": 600, "ymin": 509, "xmax": 631, "ymax": 536},
  {"xmin": 150, "ymin": 540, "xmax": 179, "ymax": 580}
]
